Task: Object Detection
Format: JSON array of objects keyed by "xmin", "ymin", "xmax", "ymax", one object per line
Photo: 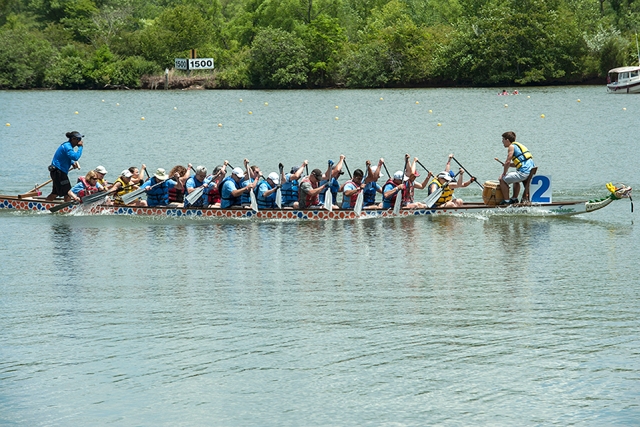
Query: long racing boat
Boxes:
[{"xmin": 0, "ymin": 183, "xmax": 632, "ymax": 220}]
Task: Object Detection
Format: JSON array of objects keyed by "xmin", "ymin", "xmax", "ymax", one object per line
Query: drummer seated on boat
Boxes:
[
  {"xmin": 111, "ymin": 169, "xmax": 146, "ymax": 206},
  {"xmin": 220, "ymin": 167, "xmax": 252, "ymax": 209},
  {"xmin": 299, "ymin": 168, "xmax": 330, "ymax": 209},
  {"xmin": 140, "ymin": 168, "xmax": 182, "ymax": 207},
  {"xmin": 184, "ymin": 165, "xmax": 213, "ymax": 208},
  {"xmin": 257, "ymin": 172, "xmax": 280, "ymax": 209},
  {"xmin": 280, "ymin": 161, "xmax": 308, "ymax": 209},
  {"xmin": 499, "ymin": 131, "xmax": 535, "ymax": 205}
]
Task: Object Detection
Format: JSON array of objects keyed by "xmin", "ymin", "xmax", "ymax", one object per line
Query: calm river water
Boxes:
[{"xmin": 1, "ymin": 87, "xmax": 639, "ymax": 426}]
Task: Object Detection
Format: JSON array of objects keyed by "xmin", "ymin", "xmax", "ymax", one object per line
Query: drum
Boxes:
[{"xmin": 482, "ymin": 180, "xmax": 504, "ymax": 206}]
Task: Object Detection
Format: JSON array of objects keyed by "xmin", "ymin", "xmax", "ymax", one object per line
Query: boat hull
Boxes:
[{"xmin": 0, "ymin": 195, "xmax": 616, "ymax": 220}]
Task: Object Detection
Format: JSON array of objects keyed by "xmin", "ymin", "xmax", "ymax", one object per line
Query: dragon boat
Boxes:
[{"xmin": 0, "ymin": 183, "xmax": 632, "ymax": 220}]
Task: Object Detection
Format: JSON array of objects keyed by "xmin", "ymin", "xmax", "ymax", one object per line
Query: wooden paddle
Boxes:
[
  {"xmin": 452, "ymin": 156, "xmax": 483, "ymax": 189},
  {"xmin": 19, "ymin": 179, "xmax": 53, "ymax": 198}
]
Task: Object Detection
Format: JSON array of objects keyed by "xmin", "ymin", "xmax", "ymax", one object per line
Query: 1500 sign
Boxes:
[{"xmin": 174, "ymin": 58, "xmax": 214, "ymax": 70}]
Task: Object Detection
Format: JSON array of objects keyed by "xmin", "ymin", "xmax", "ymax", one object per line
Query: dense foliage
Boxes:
[{"xmin": 1, "ymin": 0, "xmax": 639, "ymax": 88}]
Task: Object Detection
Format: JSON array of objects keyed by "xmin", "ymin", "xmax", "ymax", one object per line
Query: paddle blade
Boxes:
[
  {"xmin": 424, "ymin": 188, "xmax": 443, "ymax": 208},
  {"xmin": 250, "ymin": 189, "xmax": 258, "ymax": 212},
  {"xmin": 324, "ymin": 188, "xmax": 333, "ymax": 212},
  {"xmin": 354, "ymin": 190, "xmax": 363, "ymax": 216},
  {"xmin": 393, "ymin": 190, "xmax": 402, "ymax": 215},
  {"xmin": 185, "ymin": 186, "xmax": 204, "ymax": 206},
  {"xmin": 275, "ymin": 188, "xmax": 282, "ymax": 209},
  {"xmin": 81, "ymin": 191, "xmax": 108, "ymax": 205},
  {"xmin": 49, "ymin": 200, "xmax": 76, "ymax": 213},
  {"xmin": 121, "ymin": 187, "xmax": 145, "ymax": 205}
]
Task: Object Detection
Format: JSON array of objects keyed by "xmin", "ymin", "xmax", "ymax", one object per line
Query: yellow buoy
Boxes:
[
  {"xmin": 623, "ymin": 107, "xmax": 627, "ymax": 111},
  {"xmin": 380, "ymin": 97, "xmax": 383, "ymax": 100},
  {"xmin": 75, "ymin": 111, "xmax": 79, "ymax": 114},
  {"xmin": 437, "ymin": 123, "xmax": 442, "ymax": 126},
  {"xmin": 5, "ymin": 123, "xmax": 9, "ymax": 126},
  {"xmin": 174, "ymin": 107, "xmax": 177, "ymax": 110},
  {"xmin": 218, "ymin": 123, "xmax": 222, "ymax": 127},
  {"xmin": 102, "ymin": 99, "xmax": 105, "ymax": 102},
  {"xmin": 249, "ymin": 111, "xmax": 252, "ymax": 114},
  {"xmin": 335, "ymin": 117, "xmax": 339, "ymax": 120},
  {"xmin": 141, "ymin": 117, "xmax": 145, "ymax": 120},
  {"xmin": 504, "ymin": 104, "xmax": 508, "ymax": 107},
  {"xmin": 116, "ymin": 103, "xmax": 120, "ymax": 106},
  {"xmin": 428, "ymin": 110, "xmax": 432, "ymax": 113},
  {"xmin": 415, "ymin": 101, "xmax": 419, "ymax": 104},
  {"xmin": 264, "ymin": 102, "xmax": 268, "ymax": 106},
  {"xmin": 239, "ymin": 99, "xmax": 243, "ymax": 102},
  {"xmin": 335, "ymin": 106, "xmax": 339, "ymax": 109},
  {"xmin": 577, "ymin": 99, "xmax": 581, "ymax": 102},
  {"xmin": 527, "ymin": 96, "xmax": 530, "ymax": 99},
  {"xmin": 540, "ymin": 114, "xmax": 545, "ymax": 118}
]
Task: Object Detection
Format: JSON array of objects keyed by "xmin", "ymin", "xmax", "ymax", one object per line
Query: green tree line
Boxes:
[{"xmin": 1, "ymin": 0, "xmax": 639, "ymax": 89}]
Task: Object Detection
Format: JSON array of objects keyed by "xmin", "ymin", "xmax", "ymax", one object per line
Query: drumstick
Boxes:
[{"xmin": 494, "ymin": 157, "xmax": 504, "ymax": 166}]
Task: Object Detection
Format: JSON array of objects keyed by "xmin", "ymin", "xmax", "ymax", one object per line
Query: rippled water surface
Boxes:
[{"xmin": 1, "ymin": 87, "xmax": 639, "ymax": 426}]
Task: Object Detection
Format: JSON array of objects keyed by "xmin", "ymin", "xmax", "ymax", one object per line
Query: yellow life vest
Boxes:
[
  {"xmin": 114, "ymin": 177, "xmax": 134, "ymax": 204},
  {"xmin": 430, "ymin": 178, "xmax": 453, "ymax": 206},
  {"xmin": 512, "ymin": 142, "xmax": 532, "ymax": 169}
]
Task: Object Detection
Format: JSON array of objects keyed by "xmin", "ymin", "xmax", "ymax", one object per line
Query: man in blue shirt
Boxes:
[
  {"xmin": 256, "ymin": 172, "xmax": 280, "ymax": 209},
  {"xmin": 220, "ymin": 167, "xmax": 252, "ymax": 208},
  {"xmin": 46, "ymin": 131, "xmax": 84, "ymax": 201}
]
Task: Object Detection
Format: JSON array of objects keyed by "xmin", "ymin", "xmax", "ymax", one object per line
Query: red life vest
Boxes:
[
  {"xmin": 77, "ymin": 176, "xmax": 99, "ymax": 198},
  {"xmin": 344, "ymin": 180, "xmax": 360, "ymax": 208},
  {"xmin": 207, "ymin": 179, "xmax": 222, "ymax": 204},
  {"xmin": 403, "ymin": 179, "xmax": 414, "ymax": 204},
  {"xmin": 300, "ymin": 177, "xmax": 319, "ymax": 207},
  {"xmin": 168, "ymin": 186, "xmax": 184, "ymax": 203}
]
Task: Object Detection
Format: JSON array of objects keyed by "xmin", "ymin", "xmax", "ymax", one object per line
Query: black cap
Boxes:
[{"xmin": 70, "ymin": 131, "xmax": 84, "ymax": 139}]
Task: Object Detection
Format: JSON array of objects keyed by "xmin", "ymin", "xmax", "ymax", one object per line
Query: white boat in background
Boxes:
[{"xmin": 607, "ymin": 66, "xmax": 640, "ymax": 93}]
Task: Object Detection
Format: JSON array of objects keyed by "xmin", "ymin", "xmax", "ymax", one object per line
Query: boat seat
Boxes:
[{"xmin": 521, "ymin": 167, "xmax": 538, "ymax": 203}]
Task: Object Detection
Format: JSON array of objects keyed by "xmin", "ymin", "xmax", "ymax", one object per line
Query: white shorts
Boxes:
[{"xmin": 502, "ymin": 170, "xmax": 529, "ymax": 184}]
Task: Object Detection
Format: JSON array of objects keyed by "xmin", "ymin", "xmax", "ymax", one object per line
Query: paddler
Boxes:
[
  {"xmin": 382, "ymin": 171, "xmax": 406, "ymax": 209},
  {"xmin": 167, "ymin": 164, "xmax": 191, "ymax": 204},
  {"xmin": 94, "ymin": 165, "xmax": 110, "ymax": 190},
  {"xmin": 111, "ymin": 169, "xmax": 147, "ymax": 206},
  {"xmin": 299, "ymin": 168, "xmax": 330, "ymax": 209},
  {"xmin": 319, "ymin": 155, "xmax": 345, "ymax": 206},
  {"xmin": 428, "ymin": 155, "xmax": 475, "ymax": 207},
  {"xmin": 68, "ymin": 170, "xmax": 101, "ymax": 203},
  {"xmin": 401, "ymin": 155, "xmax": 432, "ymax": 209},
  {"xmin": 140, "ymin": 168, "xmax": 183, "ymax": 207},
  {"xmin": 46, "ymin": 131, "xmax": 83, "ymax": 202},
  {"xmin": 220, "ymin": 167, "xmax": 252, "ymax": 208},
  {"xmin": 362, "ymin": 159, "xmax": 385, "ymax": 208},
  {"xmin": 280, "ymin": 160, "xmax": 308, "ymax": 209},
  {"xmin": 184, "ymin": 165, "xmax": 212, "ymax": 207},
  {"xmin": 341, "ymin": 168, "xmax": 365, "ymax": 209},
  {"xmin": 499, "ymin": 131, "xmax": 535, "ymax": 205},
  {"xmin": 240, "ymin": 159, "xmax": 261, "ymax": 208},
  {"xmin": 256, "ymin": 172, "xmax": 280, "ymax": 209},
  {"xmin": 206, "ymin": 163, "xmax": 228, "ymax": 208},
  {"xmin": 129, "ymin": 164, "xmax": 147, "ymax": 186}
]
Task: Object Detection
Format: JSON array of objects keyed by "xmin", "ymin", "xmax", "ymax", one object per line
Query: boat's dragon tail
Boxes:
[{"xmin": 585, "ymin": 183, "xmax": 633, "ymax": 212}]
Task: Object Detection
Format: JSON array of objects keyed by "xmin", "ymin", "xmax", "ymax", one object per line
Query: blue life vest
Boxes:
[
  {"xmin": 363, "ymin": 182, "xmax": 379, "ymax": 206},
  {"xmin": 382, "ymin": 179, "xmax": 398, "ymax": 209},
  {"xmin": 146, "ymin": 178, "xmax": 171, "ymax": 207},
  {"xmin": 257, "ymin": 180, "xmax": 276, "ymax": 209},
  {"xmin": 281, "ymin": 175, "xmax": 299, "ymax": 206},
  {"xmin": 240, "ymin": 177, "xmax": 256, "ymax": 206},
  {"xmin": 220, "ymin": 176, "xmax": 241, "ymax": 208},
  {"xmin": 184, "ymin": 176, "xmax": 206, "ymax": 207},
  {"xmin": 319, "ymin": 177, "xmax": 339, "ymax": 204}
]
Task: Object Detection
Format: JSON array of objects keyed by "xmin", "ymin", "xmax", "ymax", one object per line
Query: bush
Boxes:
[
  {"xmin": 0, "ymin": 28, "xmax": 56, "ymax": 88},
  {"xmin": 249, "ymin": 27, "xmax": 308, "ymax": 88}
]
